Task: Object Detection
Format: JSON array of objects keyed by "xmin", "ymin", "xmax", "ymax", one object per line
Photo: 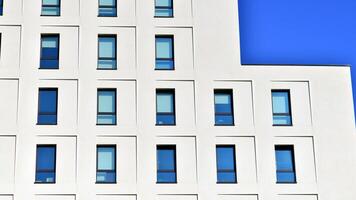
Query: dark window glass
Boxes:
[
  {"xmin": 157, "ymin": 145, "xmax": 176, "ymax": 183},
  {"xmin": 98, "ymin": 0, "xmax": 117, "ymax": 17},
  {"xmin": 38, "ymin": 88, "xmax": 58, "ymax": 125},
  {"xmin": 36, "ymin": 145, "xmax": 56, "ymax": 183},
  {"xmin": 97, "ymin": 89, "xmax": 117, "ymax": 125},
  {"xmin": 40, "ymin": 35, "xmax": 59, "ymax": 69},
  {"xmin": 155, "ymin": 0, "xmax": 173, "ymax": 17},
  {"xmin": 216, "ymin": 145, "xmax": 237, "ymax": 183},
  {"xmin": 98, "ymin": 35, "xmax": 117, "ymax": 69},
  {"xmin": 42, "ymin": 0, "xmax": 60, "ymax": 16},
  {"xmin": 155, "ymin": 36, "xmax": 174, "ymax": 70},
  {"xmin": 156, "ymin": 89, "xmax": 175, "ymax": 125},
  {"xmin": 96, "ymin": 145, "xmax": 116, "ymax": 183},
  {"xmin": 275, "ymin": 145, "xmax": 296, "ymax": 183},
  {"xmin": 214, "ymin": 90, "xmax": 234, "ymax": 125},
  {"xmin": 272, "ymin": 90, "xmax": 292, "ymax": 126},
  {"xmin": 0, "ymin": 0, "xmax": 3, "ymax": 16}
]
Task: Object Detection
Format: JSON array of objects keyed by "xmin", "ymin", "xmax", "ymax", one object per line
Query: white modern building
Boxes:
[{"xmin": 0, "ymin": 0, "xmax": 355, "ymax": 200}]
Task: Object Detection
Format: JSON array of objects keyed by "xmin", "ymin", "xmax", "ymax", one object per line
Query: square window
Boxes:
[
  {"xmin": 37, "ymin": 88, "xmax": 58, "ymax": 125},
  {"xmin": 96, "ymin": 145, "xmax": 116, "ymax": 183},
  {"xmin": 272, "ymin": 90, "xmax": 292, "ymax": 126},
  {"xmin": 275, "ymin": 145, "xmax": 296, "ymax": 183},
  {"xmin": 35, "ymin": 145, "xmax": 56, "ymax": 183},
  {"xmin": 40, "ymin": 35, "xmax": 59, "ymax": 69},
  {"xmin": 0, "ymin": 0, "xmax": 3, "ymax": 16},
  {"xmin": 97, "ymin": 89, "xmax": 117, "ymax": 125},
  {"xmin": 156, "ymin": 89, "xmax": 175, "ymax": 125},
  {"xmin": 216, "ymin": 145, "xmax": 237, "ymax": 183},
  {"xmin": 155, "ymin": 36, "xmax": 174, "ymax": 70},
  {"xmin": 155, "ymin": 0, "xmax": 173, "ymax": 17},
  {"xmin": 98, "ymin": 0, "xmax": 117, "ymax": 17},
  {"xmin": 157, "ymin": 145, "xmax": 177, "ymax": 183},
  {"xmin": 42, "ymin": 0, "xmax": 60, "ymax": 16},
  {"xmin": 98, "ymin": 35, "xmax": 117, "ymax": 70},
  {"xmin": 214, "ymin": 90, "xmax": 234, "ymax": 125}
]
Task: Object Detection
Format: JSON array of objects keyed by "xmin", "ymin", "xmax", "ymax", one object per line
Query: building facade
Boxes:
[{"xmin": 0, "ymin": 0, "xmax": 355, "ymax": 200}]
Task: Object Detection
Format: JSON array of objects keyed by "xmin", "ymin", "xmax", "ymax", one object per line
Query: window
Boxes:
[
  {"xmin": 214, "ymin": 90, "xmax": 234, "ymax": 125},
  {"xmin": 98, "ymin": 35, "xmax": 117, "ymax": 69},
  {"xmin": 98, "ymin": 0, "xmax": 117, "ymax": 17},
  {"xmin": 41, "ymin": 0, "xmax": 60, "ymax": 16},
  {"xmin": 156, "ymin": 89, "xmax": 175, "ymax": 125},
  {"xmin": 216, "ymin": 145, "xmax": 237, "ymax": 183},
  {"xmin": 155, "ymin": 0, "xmax": 173, "ymax": 17},
  {"xmin": 272, "ymin": 90, "xmax": 292, "ymax": 126},
  {"xmin": 155, "ymin": 36, "xmax": 174, "ymax": 70},
  {"xmin": 97, "ymin": 89, "xmax": 117, "ymax": 125},
  {"xmin": 35, "ymin": 145, "xmax": 56, "ymax": 183},
  {"xmin": 96, "ymin": 145, "xmax": 116, "ymax": 183},
  {"xmin": 275, "ymin": 145, "xmax": 296, "ymax": 183},
  {"xmin": 37, "ymin": 88, "xmax": 58, "ymax": 125},
  {"xmin": 40, "ymin": 35, "xmax": 59, "ymax": 69},
  {"xmin": 157, "ymin": 145, "xmax": 176, "ymax": 183},
  {"xmin": 0, "ymin": 0, "xmax": 3, "ymax": 16}
]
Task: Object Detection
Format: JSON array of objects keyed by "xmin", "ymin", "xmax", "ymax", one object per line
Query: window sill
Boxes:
[
  {"xmin": 96, "ymin": 124, "xmax": 117, "ymax": 126},
  {"xmin": 155, "ymin": 124, "xmax": 176, "ymax": 126},
  {"xmin": 36, "ymin": 123, "xmax": 58, "ymax": 125},
  {"xmin": 154, "ymin": 68, "xmax": 175, "ymax": 71},
  {"xmin": 276, "ymin": 181, "xmax": 297, "ymax": 184},
  {"xmin": 272, "ymin": 124, "xmax": 293, "ymax": 127},
  {"xmin": 154, "ymin": 16, "xmax": 174, "ymax": 18},
  {"xmin": 98, "ymin": 15, "xmax": 118, "ymax": 17},
  {"xmin": 156, "ymin": 181, "xmax": 177, "ymax": 184},
  {"xmin": 97, "ymin": 68, "xmax": 117, "ymax": 70},
  {"xmin": 216, "ymin": 181, "xmax": 237, "ymax": 184},
  {"xmin": 95, "ymin": 181, "xmax": 117, "ymax": 184},
  {"xmin": 214, "ymin": 124, "xmax": 235, "ymax": 126},
  {"xmin": 34, "ymin": 181, "xmax": 56, "ymax": 184}
]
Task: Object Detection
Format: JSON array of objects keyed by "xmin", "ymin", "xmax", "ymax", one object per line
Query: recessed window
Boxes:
[
  {"xmin": 97, "ymin": 89, "xmax": 117, "ymax": 125},
  {"xmin": 41, "ymin": 0, "xmax": 60, "ymax": 16},
  {"xmin": 98, "ymin": 35, "xmax": 117, "ymax": 70},
  {"xmin": 37, "ymin": 88, "xmax": 58, "ymax": 125},
  {"xmin": 214, "ymin": 90, "xmax": 234, "ymax": 125},
  {"xmin": 275, "ymin": 145, "xmax": 296, "ymax": 183},
  {"xmin": 155, "ymin": 36, "xmax": 174, "ymax": 70},
  {"xmin": 216, "ymin": 145, "xmax": 237, "ymax": 183},
  {"xmin": 155, "ymin": 0, "xmax": 173, "ymax": 17},
  {"xmin": 272, "ymin": 90, "xmax": 292, "ymax": 126},
  {"xmin": 0, "ymin": 0, "xmax": 3, "ymax": 16},
  {"xmin": 40, "ymin": 35, "xmax": 59, "ymax": 69},
  {"xmin": 96, "ymin": 145, "xmax": 116, "ymax": 183},
  {"xmin": 98, "ymin": 0, "xmax": 117, "ymax": 17},
  {"xmin": 35, "ymin": 145, "xmax": 56, "ymax": 183},
  {"xmin": 156, "ymin": 89, "xmax": 175, "ymax": 125},
  {"xmin": 157, "ymin": 145, "xmax": 176, "ymax": 183}
]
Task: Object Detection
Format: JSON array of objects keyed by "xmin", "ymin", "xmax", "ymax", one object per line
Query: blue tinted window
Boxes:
[
  {"xmin": 272, "ymin": 90, "xmax": 292, "ymax": 126},
  {"xmin": 42, "ymin": 0, "xmax": 60, "ymax": 16},
  {"xmin": 275, "ymin": 145, "xmax": 296, "ymax": 183},
  {"xmin": 155, "ymin": 36, "xmax": 174, "ymax": 70},
  {"xmin": 155, "ymin": 0, "xmax": 173, "ymax": 17},
  {"xmin": 216, "ymin": 145, "xmax": 236, "ymax": 183},
  {"xmin": 38, "ymin": 88, "xmax": 58, "ymax": 125},
  {"xmin": 97, "ymin": 145, "xmax": 116, "ymax": 183},
  {"xmin": 0, "ymin": 0, "xmax": 3, "ymax": 16},
  {"xmin": 156, "ymin": 89, "xmax": 175, "ymax": 125},
  {"xmin": 214, "ymin": 90, "xmax": 234, "ymax": 125},
  {"xmin": 98, "ymin": 36, "xmax": 117, "ymax": 69},
  {"xmin": 157, "ymin": 145, "xmax": 176, "ymax": 183},
  {"xmin": 97, "ymin": 89, "xmax": 117, "ymax": 125},
  {"xmin": 40, "ymin": 35, "xmax": 59, "ymax": 69},
  {"xmin": 98, "ymin": 0, "xmax": 117, "ymax": 17},
  {"xmin": 36, "ymin": 145, "xmax": 56, "ymax": 183}
]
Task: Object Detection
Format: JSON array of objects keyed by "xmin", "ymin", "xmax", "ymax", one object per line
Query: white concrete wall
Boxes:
[{"xmin": 0, "ymin": 0, "xmax": 354, "ymax": 200}]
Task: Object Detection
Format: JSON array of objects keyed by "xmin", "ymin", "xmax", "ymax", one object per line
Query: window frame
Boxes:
[
  {"xmin": 97, "ymin": 88, "xmax": 117, "ymax": 125},
  {"xmin": 214, "ymin": 89, "xmax": 235, "ymax": 126},
  {"xmin": 216, "ymin": 145, "xmax": 237, "ymax": 184},
  {"xmin": 37, "ymin": 88, "xmax": 58, "ymax": 125},
  {"xmin": 98, "ymin": 0, "xmax": 117, "ymax": 17},
  {"xmin": 40, "ymin": 34, "xmax": 60, "ymax": 69},
  {"xmin": 35, "ymin": 144, "xmax": 57, "ymax": 184},
  {"xmin": 96, "ymin": 144, "xmax": 117, "ymax": 184},
  {"xmin": 275, "ymin": 145, "xmax": 297, "ymax": 184},
  {"xmin": 156, "ymin": 145, "xmax": 177, "ymax": 184},
  {"xmin": 271, "ymin": 89, "xmax": 293, "ymax": 126},
  {"xmin": 155, "ymin": 89, "xmax": 176, "ymax": 126},
  {"xmin": 155, "ymin": 35, "xmax": 175, "ymax": 70},
  {"xmin": 97, "ymin": 35, "xmax": 117, "ymax": 70},
  {"xmin": 41, "ymin": 0, "xmax": 61, "ymax": 16},
  {"xmin": 154, "ymin": 0, "xmax": 174, "ymax": 18}
]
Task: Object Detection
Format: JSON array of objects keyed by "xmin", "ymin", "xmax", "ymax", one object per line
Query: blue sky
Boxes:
[{"xmin": 238, "ymin": 0, "xmax": 356, "ymax": 115}]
